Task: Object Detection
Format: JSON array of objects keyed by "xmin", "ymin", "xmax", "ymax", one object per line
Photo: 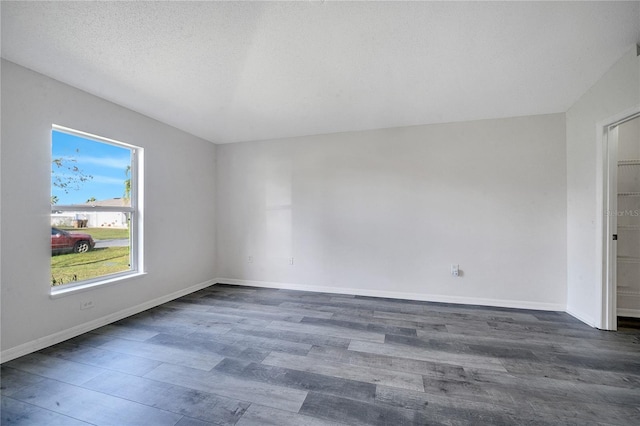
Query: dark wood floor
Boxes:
[{"xmin": 2, "ymin": 284, "xmax": 639, "ymax": 425}]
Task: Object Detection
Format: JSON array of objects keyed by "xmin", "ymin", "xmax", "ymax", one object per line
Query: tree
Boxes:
[
  {"xmin": 51, "ymin": 195, "xmax": 59, "ymax": 205},
  {"xmin": 123, "ymin": 165, "xmax": 131, "ymax": 201},
  {"xmin": 86, "ymin": 197, "xmax": 97, "ymax": 203},
  {"xmin": 51, "ymin": 152, "xmax": 93, "ymax": 194}
]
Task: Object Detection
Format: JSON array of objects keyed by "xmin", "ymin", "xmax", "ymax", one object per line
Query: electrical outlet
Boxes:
[
  {"xmin": 451, "ymin": 264, "xmax": 459, "ymax": 277},
  {"xmin": 248, "ymin": 256, "xmax": 253, "ymax": 263},
  {"xmin": 289, "ymin": 257, "xmax": 294, "ymax": 265},
  {"xmin": 80, "ymin": 300, "xmax": 94, "ymax": 310}
]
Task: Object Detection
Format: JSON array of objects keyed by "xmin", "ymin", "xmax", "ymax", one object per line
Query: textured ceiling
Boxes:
[{"xmin": 2, "ymin": 1, "xmax": 639, "ymax": 144}]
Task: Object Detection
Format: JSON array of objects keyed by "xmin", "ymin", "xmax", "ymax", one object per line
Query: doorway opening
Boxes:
[{"xmin": 600, "ymin": 110, "xmax": 640, "ymax": 330}]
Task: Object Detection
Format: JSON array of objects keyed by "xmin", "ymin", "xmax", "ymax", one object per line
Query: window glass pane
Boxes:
[
  {"xmin": 50, "ymin": 218, "xmax": 131, "ymax": 286},
  {"xmin": 51, "ymin": 130, "xmax": 131, "ymax": 206},
  {"xmin": 51, "ymin": 129, "xmax": 135, "ymax": 288}
]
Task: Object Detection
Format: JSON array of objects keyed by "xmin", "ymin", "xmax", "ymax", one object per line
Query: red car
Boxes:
[{"xmin": 51, "ymin": 227, "xmax": 95, "ymax": 254}]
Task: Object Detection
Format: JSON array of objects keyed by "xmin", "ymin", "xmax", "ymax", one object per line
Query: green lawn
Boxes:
[
  {"xmin": 51, "ymin": 246, "xmax": 130, "ymax": 286},
  {"xmin": 57, "ymin": 227, "xmax": 129, "ymax": 240}
]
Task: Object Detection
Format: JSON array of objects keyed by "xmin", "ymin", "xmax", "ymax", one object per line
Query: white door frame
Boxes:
[{"xmin": 596, "ymin": 106, "xmax": 640, "ymax": 330}]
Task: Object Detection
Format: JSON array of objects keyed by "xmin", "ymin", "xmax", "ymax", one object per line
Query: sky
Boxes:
[{"xmin": 51, "ymin": 130, "xmax": 131, "ymax": 205}]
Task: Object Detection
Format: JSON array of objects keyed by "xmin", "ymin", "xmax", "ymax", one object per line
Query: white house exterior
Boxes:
[{"xmin": 51, "ymin": 198, "xmax": 129, "ymax": 228}]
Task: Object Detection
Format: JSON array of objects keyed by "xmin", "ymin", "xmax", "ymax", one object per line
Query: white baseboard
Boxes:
[
  {"xmin": 565, "ymin": 306, "xmax": 596, "ymax": 327},
  {"xmin": 617, "ymin": 308, "xmax": 640, "ymax": 318},
  {"xmin": 216, "ymin": 277, "xmax": 565, "ymax": 312},
  {"xmin": 0, "ymin": 279, "xmax": 217, "ymax": 364}
]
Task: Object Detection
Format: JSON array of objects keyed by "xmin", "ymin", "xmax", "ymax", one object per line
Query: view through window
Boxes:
[{"xmin": 51, "ymin": 126, "xmax": 140, "ymax": 288}]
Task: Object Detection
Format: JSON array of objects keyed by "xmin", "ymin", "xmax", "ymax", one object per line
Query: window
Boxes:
[{"xmin": 50, "ymin": 125, "xmax": 143, "ymax": 292}]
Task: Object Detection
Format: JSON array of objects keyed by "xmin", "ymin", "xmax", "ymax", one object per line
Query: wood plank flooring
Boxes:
[{"xmin": 2, "ymin": 284, "xmax": 639, "ymax": 425}]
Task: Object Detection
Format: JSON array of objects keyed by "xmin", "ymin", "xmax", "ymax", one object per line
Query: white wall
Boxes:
[
  {"xmin": 566, "ymin": 46, "xmax": 640, "ymax": 326},
  {"xmin": 6, "ymin": 45, "xmax": 635, "ymax": 362},
  {"xmin": 216, "ymin": 114, "xmax": 567, "ymax": 310},
  {"xmin": 0, "ymin": 60, "xmax": 217, "ymax": 361}
]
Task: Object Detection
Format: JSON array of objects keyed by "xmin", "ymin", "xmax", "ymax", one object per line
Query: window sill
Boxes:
[{"xmin": 50, "ymin": 271, "xmax": 147, "ymax": 299}]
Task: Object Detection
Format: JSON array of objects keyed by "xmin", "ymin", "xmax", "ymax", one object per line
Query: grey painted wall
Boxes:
[
  {"xmin": 216, "ymin": 114, "xmax": 568, "ymax": 310},
  {"xmin": 1, "ymin": 60, "xmax": 217, "ymax": 360},
  {"xmin": 2, "ymin": 44, "xmax": 638, "ymax": 360},
  {"xmin": 566, "ymin": 47, "xmax": 640, "ymax": 326}
]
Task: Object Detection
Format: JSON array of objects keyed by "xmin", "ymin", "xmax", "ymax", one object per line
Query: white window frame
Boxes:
[{"xmin": 50, "ymin": 125, "xmax": 145, "ymax": 297}]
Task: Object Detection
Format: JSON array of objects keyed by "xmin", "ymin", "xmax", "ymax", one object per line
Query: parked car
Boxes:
[{"xmin": 51, "ymin": 227, "xmax": 95, "ymax": 254}]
